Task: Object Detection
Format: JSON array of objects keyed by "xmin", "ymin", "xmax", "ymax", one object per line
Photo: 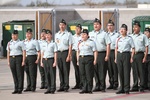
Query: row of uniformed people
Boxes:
[{"xmin": 7, "ymin": 18, "xmax": 150, "ymax": 94}]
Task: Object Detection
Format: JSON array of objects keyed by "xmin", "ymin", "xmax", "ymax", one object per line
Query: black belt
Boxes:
[
  {"xmin": 118, "ymin": 51, "xmax": 130, "ymax": 53},
  {"xmin": 43, "ymin": 58, "xmax": 54, "ymax": 60},
  {"xmin": 58, "ymin": 50, "xmax": 68, "ymax": 52},
  {"xmin": 26, "ymin": 55, "xmax": 37, "ymax": 57},
  {"xmin": 72, "ymin": 49, "xmax": 76, "ymax": 51},
  {"xmin": 98, "ymin": 51, "xmax": 106, "ymax": 53},
  {"xmin": 10, "ymin": 55, "xmax": 22, "ymax": 58},
  {"xmin": 79, "ymin": 55, "xmax": 93, "ymax": 57},
  {"xmin": 135, "ymin": 51, "xmax": 144, "ymax": 54},
  {"xmin": 111, "ymin": 50, "xmax": 115, "ymax": 52}
]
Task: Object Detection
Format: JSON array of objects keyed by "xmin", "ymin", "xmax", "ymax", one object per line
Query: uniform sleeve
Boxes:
[
  {"xmin": 144, "ymin": 35, "xmax": 149, "ymax": 47},
  {"xmin": 35, "ymin": 40, "xmax": 40, "ymax": 51},
  {"xmin": 54, "ymin": 42, "xmax": 58, "ymax": 52},
  {"xmin": 91, "ymin": 41, "xmax": 97, "ymax": 51},
  {"xmin": 6, "ymin": 42, "xmax": 9, "ymax": 51},
  {"xmin": 129, "ymin": 37, "xmax": 135, "ymax": 48},
  {"xmin": 69, "ymin": 33, "xmax": 73, "ymax": 46},
  {"xmin": 21, "ymin": 41, "xmax": 26, "ymax": 51},
  {"xmin": 105, "ymin": 33, "xmax": 111, "ymax": 45},
  {"xmin": 115, "ymin": 38, "xmax": 119, "ymax": 48}
]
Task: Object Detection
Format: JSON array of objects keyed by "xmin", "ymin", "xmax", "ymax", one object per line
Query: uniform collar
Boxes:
[
  {"xmin": 108, "ymin": 31, "xmax": 115, "ymax": 36},
  {"xmin": 58, "ymin": 30, "xmax": 68, "ymax": 34},
  {"xmin": 46, "ymin": 40, "xmax": 53, "ymax": 43},
  {"xmin": 25, "ymin": 38, "xmax": 34, "ymax": 41},
  {"xmin": 94, "ymin": 29, "xmax": 103, "ymax": 34},
  {"xmin": 10, "ymin": 39, "xmax": 20, "ymax": 42},
  {"xmin": 74, "ymin": 34, "xmax": 81, "ymax": 37},
  {"xmin": 133, "ymin": 32, "xmax": 141, "ymax": 36}
]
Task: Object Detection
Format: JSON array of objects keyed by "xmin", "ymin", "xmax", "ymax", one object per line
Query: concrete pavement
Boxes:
[{"xmin": 0, "ymin": 58, "xmax": 150, "ymax": 100}]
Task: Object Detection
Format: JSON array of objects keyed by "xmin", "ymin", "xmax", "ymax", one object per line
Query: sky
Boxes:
[
  {"xmin": 0, "ymin": 0, "xmax": 149, "ymax": 6},
  {"xmin": 20, "ymin": 0, "xmax": 150, "ymax": 6}
]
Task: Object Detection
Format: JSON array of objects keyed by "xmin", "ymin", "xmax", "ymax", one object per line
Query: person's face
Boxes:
[
  {"xmin": 133, "ymin": 25, "xmax": 140, "ymax": 34},
  {"xmin": 144, "ymin": 31, "xmax": 150, "ymax": 38},
  {"xmin": 59, "ymin": 23, "xmax": 66, "ymax": 31},
  {"xmin": 12, "ymin": 34, "xmax": 18, "ymax": 40},
  {"xmin": 107, "ymin": 23, "xmax": 114, "ymax": 32},
  {"xmin": 40, "ymin": 32, "xmax": 46, "ymax": 40},
  {"xmin": 46, "ymin": 33, "xmax": 52, "ymax": 41},
  {"xmin": 26, "ymin": 32, "xmax": 32, "ymax": 40},
  {"xmin": 94, "ymin": 22, "xmax": 101, "ymax": 31},
  {"xmin": 119, "ymin": 28, "xmax": 127, "ymax": 36},
  {"xmin": 75, "ymin": 27, "xmax": 81, "ymax": 35},
  {"xmin": 81, "ymin": 33, "xmax": 88, "ymax": 41}
]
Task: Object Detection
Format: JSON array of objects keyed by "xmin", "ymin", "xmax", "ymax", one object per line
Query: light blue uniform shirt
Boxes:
[
  {"xmin": 72, "ymin": 34, "xmax": 81, "ymax": 51},
  {"xmin": 6, "ymin": 39, "xmax": 25, "ymax": 56},
  {"xmin": 24, "ymin": 38, "xmax": 40, "ymax": 55},
  {"xmin": 108, "ymin": 32, "xmax": 120, "ymax": 50},
  {"xmin": 130, "ymin": 32, "xmax": 149, "ymax": 52},
  {"xmin": 89, "ymin": 30, "xmax": 111, "ymax": 51},
  {"xmin": 41, "ymin": 40, "xmax": 58, "ymax": 58},
  {"xmin": 78, "ymin": 39, "xmax": 97, "ymax": 56},
  {"xmin": 148, "ymin": 38, "xmax": 150, "ymax": 54},
  {"xmin": 115, "ymin": 36, "xmax": 135, "ymax": 52},
  {"xmin": 55, "ymin": 30, "xmax": 73, "ymax": 51},
  {"xmin": 38, "ymin": 39, "xmax": 46, "ymax": 52}
]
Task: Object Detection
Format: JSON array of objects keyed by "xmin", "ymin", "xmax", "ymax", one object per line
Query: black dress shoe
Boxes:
[
  {"xmin": 88, "ymin": 91, "xmax": 93, "ymax": 94},
  {"xmin": 93, "ymin": 89, "xmax": 101, "ymax": 92},
  {"xmin": 64, "ymin": 89, "xmax": 68, "ymax": 92},
  {"xmin": 45, "ymin": 87, "xmax": 48, "ymax": 89},
  {"xmin": 57, "ymin": 88, "xmax": 64, "ymax": 92},
  {"xmin": 72, "ymin": 85, "xmax": 79, "ymax": 89},
  {"xmin": 116, "ymin": 91, "xmax": 125, "ymax": 94},
  {"xmin": 12, "ymin": 91, "xmax": 18, "ymax": 94},
  {"xmin": 107, "ymin": 85, "xmax": 113, "ymax": 89},
  {"xmin": 18, "ymin": 91, "xmax": 22, "ymax": 94},
  {"xmin": 51, "ymin": 91, "xmax": 55, "ymax": 94},
  {"xmin": 139, "ymin": 89, "xmax": 144, "ymax": 92},
  {"xmin": 101, "ymin": 89, "xmax": 106, "ymax": 92},
  {"xmin": 113, "ymin": 86, "xmax": 118, "ymax": 90},
  {"xmin": 40, "ymin": 86, "xmax": 45, "ymax": 89},
  {"xmin": 44, "ymin": 91, "xmax": 51, "ymax": 94},
  {"xmin": 125, "ymin": 91, "xmax": 130, "ymax": 94},
  {"xmin": 31, "ymin": 89, "xmax": 35, "ymax": 92},
  {"xmin": 79, "ymin": 91, "xmax": 86, "ymax": 94},
  {"xmin": 24, "ymin": 89, "xmax": 31, "ymax": 92},
  {"xmin": 130, "ymin": 89, "xmax": 139, "ymax": 92}
]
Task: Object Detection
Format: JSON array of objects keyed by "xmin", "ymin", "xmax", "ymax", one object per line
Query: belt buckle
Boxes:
[
  {"xmin": 81, "ymin": 55, "xmax": 84, "ymax": 57},
  {"xmin": 45, "ymin": 58, "xmax": 47, "ymax": 60},
  {"xmin": 12, "ymin": 56, "xmax": 15, "ymax": 58},
  {"xmin": 135, "ymin": 52, "xmax": 137, "ymax": 54},
  {"xmin": 120, "ymin": 51, "xmax": 122, "ymax": 53}
]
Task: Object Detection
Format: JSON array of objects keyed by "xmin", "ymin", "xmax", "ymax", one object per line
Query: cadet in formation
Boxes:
[
  {"xmin": 41, "ymin": 29, "xmax": 58, "ymax": 94},
  {"xmin": 107, "ymin": 20, "xmax": 119, "ymax": 90},
  {"xmin": 72, "ymin": 24, "xmax": 82, "ymax": 89},
  {"xmin": 38, "ymin": 29, "xmax": 47, "ymax": 89},
  {"xmin": 89, "ymin": 18, "xmax": 111, "ymax": 92},
  {"xmin": 130, "ymin": 21, "xmax": 149, "ymax": 92},
  {"xmin": 24, "ymin": 28, "xmax": 40, "ymax": 92},
  {"xmin": 55, "ymin": 19, "xmax": 73, "ymax": 92},
  {"xmin": 77, "ymin": 29, "xmax": 98, "ymax": 94},
  {"xmin": 144, "ymin": 27, "xmax": 150, "ymax": 90},
  {"xmin": 7, "ymin": 30, "xmax": 26, "ymax": 94},
  {"xmin": 115, "ymin": 24, "xmax": 135, "ymax": 94}
]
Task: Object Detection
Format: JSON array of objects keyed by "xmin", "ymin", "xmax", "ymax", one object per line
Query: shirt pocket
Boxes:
[{"xmin": 63, "ymin": 38, "xmax": 69, "ymax": 45}]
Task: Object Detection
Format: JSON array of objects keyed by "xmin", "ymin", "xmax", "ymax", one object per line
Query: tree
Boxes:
[{"xmin": 82, "ymin": 0, "xmax": 97, "ymax": 8}]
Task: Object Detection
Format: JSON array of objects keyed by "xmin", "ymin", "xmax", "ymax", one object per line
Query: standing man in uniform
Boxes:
[
  {"xmin": 77, "ymin": 29, "xmax": 98, "ymax": 94},
  {"xmin": 7, "ymin": 30, "xmax": 26, "ymax": 94},
  {"xmin": 38, "ymin": 29, "xmax": 47, "ymax": 89},
  {"xmin": 72, "ymin": 24, "xmax": 82, "ymax": 89},
  {"xmin": 89, "ymin": 18, "xmax": 111, "ymax": 92},
  {"xmin": 115, "ymin": 24, "xmax": 135, "ymax": 94},
  {"xmin": 130, "ymin": 21, "xmax": 149, "ymax": 92},
  {"xmin": 107, "ymin": 20, "xmax": 119, "ymax": 90},
  {"xmin": 55, "ymin": 19, "xmax": 73, "ymax": 92},
  {"xmin": 144, "ymin": 28, "xmax": 150, "ymax": 90},
  {"xmin": 24, "ymin": 28, "xmax": 40, "ymax": 92},
  {"xmin": 41, "ymin": 29, "xmax": 58, "ymax": 94}
]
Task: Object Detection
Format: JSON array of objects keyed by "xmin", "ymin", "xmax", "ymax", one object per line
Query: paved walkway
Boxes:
[{"xmin": 0, "ymin": 58, "xmax": 150, "ymax": 100}]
